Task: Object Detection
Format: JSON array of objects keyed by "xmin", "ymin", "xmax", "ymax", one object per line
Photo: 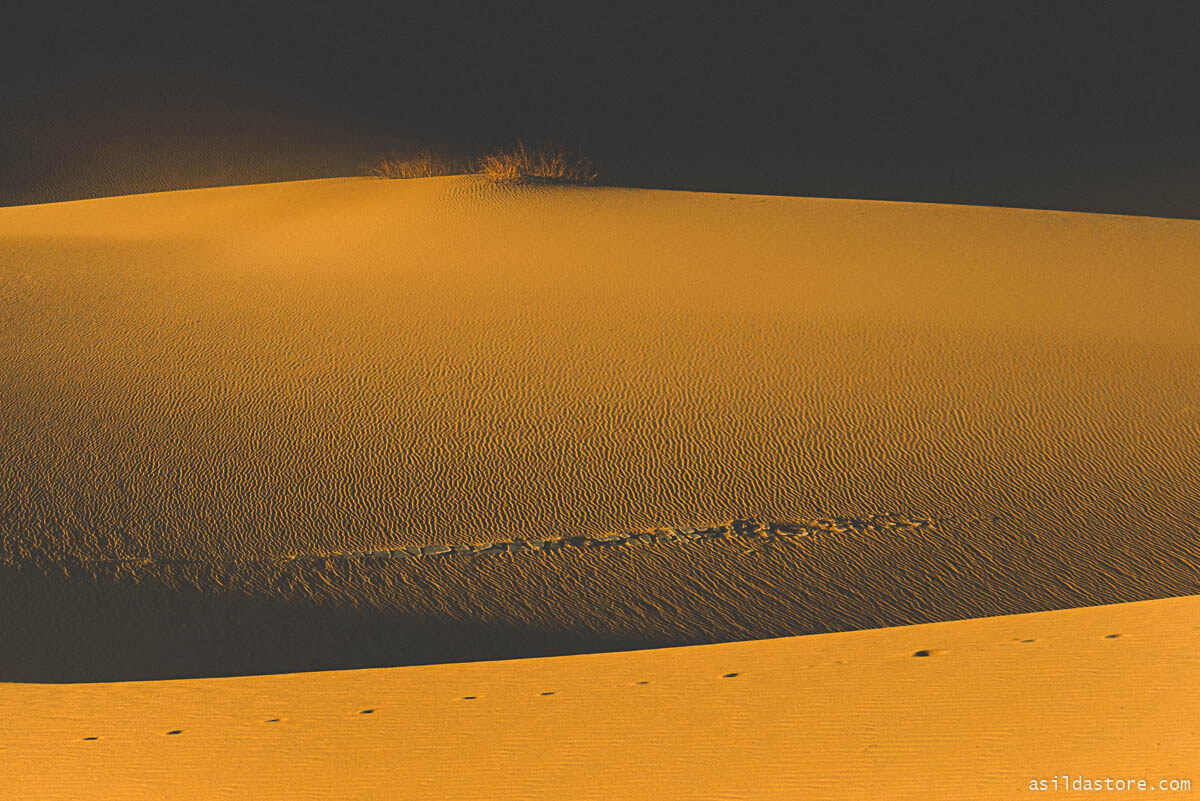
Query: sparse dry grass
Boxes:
[
  {"xmin": 363, "ymin": 149, "xmax": 465, "ymax": 179},
  {"xmin": 363, "ymin": 141, "xmax": 597, "ymax": 184},
  {"xmin": 477, "ymin": 141, "xmax": 598, "ymax": 184}
]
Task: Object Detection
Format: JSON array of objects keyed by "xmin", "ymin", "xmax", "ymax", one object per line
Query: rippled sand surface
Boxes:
[
  {"xmin": 3, "ymin": 595, "xmax": 1197, "ymax": 801},
  {"xmin": 1, "ymin": 177, "xmax": 1198, "ymax": 679}
]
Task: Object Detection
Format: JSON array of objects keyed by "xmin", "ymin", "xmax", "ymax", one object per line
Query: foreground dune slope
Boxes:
[
  {"xmin": 1, "ymin": 177, "xmax": 1198, "ymax": 679},
  {"xmin": 2, "ymin": 595, "xmax": 1197, "ymax": 801}
]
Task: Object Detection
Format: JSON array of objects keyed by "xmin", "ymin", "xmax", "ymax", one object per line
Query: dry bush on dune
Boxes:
[
  {"xmin": 477, "ymin": 140, "xmax": 598, "ymax": 184},
  {"xmin": 363, "ymin": 148, "xmax": 465, "ymax": 179},
  {"xmin": 365, "ymin": 141, "xmax": 597, "ymax": 184}
]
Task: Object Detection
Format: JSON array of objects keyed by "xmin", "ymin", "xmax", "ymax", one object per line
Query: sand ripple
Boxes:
[{"xmin": 1, "ymin": 177, "xmax": 1198, "ymax": 679}]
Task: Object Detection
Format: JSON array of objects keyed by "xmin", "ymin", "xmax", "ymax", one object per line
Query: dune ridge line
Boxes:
[{"xmin": 54, "ymin": 513, "xmax": 995, "ymax": 567}]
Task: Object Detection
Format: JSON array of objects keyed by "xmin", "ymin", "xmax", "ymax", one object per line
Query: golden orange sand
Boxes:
[
  {"xmin": 2, "ymin": 179, "xmax": 1198, "ymax": 796},
  {"xmin": 1, "ymin": 177, "xmax": 1198, "ymax": 680},
  {"xmin": 2, "ymin": 594, "xmax": 1196, "ymax": 800},
  {"xmin": 2, "ymin": 177, "xmax": 1197, "ymax": 560}
]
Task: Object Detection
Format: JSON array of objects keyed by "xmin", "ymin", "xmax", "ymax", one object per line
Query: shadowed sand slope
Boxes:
[
  {"xmin": 1, "ymin": 177, "xmax": 1198, "ymax": 679},
  {"xmin": 2, "ymin": 595, "xmax": 1197, "ymax": 801}
]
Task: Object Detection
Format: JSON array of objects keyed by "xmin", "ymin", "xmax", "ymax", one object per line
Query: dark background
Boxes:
[{"xmin": 3, "ymin": 1, "xmax": 1199, "ymax": 216}]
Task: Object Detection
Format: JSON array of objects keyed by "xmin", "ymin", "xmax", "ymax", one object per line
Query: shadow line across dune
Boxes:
[{"xmin": 4, "ymin": 511, "xmax": 1198, "ymax": 683}]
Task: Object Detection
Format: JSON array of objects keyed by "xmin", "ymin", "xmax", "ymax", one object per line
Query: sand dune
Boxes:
[
  {"xmin": 1, "ymin": 176, "xmax": 1198, "ymax": 679},
  {"xmin": 2, "ymin": 176, "xmax": 1197, "ymax": 797},
  {"xmin": 3, "ymin": 595, "xmax": 1196, "ymax": 800},
  {"xmin": 2, "ymin": 176, "xmax": 1197, "ymax": 561}
]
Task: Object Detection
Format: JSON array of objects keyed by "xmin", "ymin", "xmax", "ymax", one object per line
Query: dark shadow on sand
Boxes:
[{"xmin": 0, "ymin": 562, "xmax": 658, "ymax": 683}]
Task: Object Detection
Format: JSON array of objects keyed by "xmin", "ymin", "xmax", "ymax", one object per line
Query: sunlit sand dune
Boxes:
[
  {"xmin": 1, "ymin": 176, "xmax": 1198, "ymax": 680},
  {"xmin": 2, "ymin": 595, "xmax": 1196, "ymax": 800}
]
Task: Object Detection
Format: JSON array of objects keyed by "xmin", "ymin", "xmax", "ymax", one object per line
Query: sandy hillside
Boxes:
[
  {"xmin": 2, "ymin": 594, "xmax": 1196, "ymax": 800},
  {"xmin": 1, "ymin": 177, "xmax": 1198, "ymax": 680}
]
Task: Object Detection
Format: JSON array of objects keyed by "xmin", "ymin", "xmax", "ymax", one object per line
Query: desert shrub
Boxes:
[
  {"xmin": 363, "ymin": 148, "xmax": 464, "ymax": 179},
  {"xmin": 364, "ymin": 141, "xmax": 598, "ymax": 184},
  {"xmin": 476, "ymin": 140, "xmax": 598, "ymax": 184}
]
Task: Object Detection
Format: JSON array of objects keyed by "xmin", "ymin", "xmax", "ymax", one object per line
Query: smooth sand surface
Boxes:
[
  {"xmin": 2, "ymin": 594, "xmax": 1196, "ymax": 800},
  {"xmin": 1, "ymin": 177, "xmax": 1198, "ymax": 679}
]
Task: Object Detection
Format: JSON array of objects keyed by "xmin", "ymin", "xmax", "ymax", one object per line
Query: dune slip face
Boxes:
[{"xmin": 2, "ymin": 176, "xmax": 1199, "ymax": 681}]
